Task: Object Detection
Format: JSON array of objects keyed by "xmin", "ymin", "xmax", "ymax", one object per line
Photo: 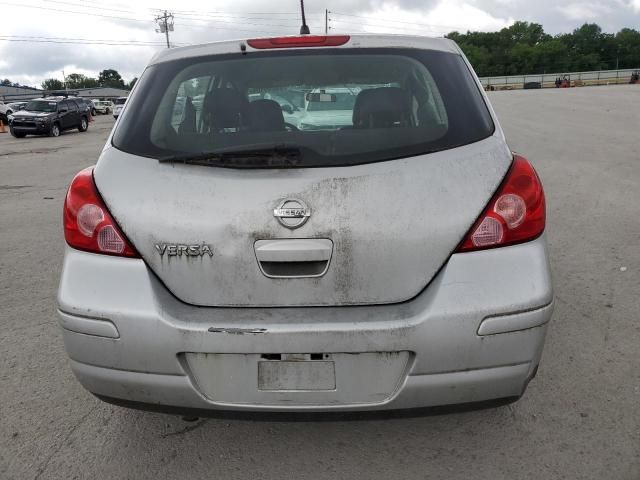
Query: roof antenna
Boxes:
[{"xmin": 299, "ymin": 0, "xmax": 310, "ymax": 34}]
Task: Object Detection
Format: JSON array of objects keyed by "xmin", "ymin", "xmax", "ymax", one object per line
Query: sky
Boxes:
[{"xmin": 2, "ymin": 0, "xmax": 640, "ymax": 88}]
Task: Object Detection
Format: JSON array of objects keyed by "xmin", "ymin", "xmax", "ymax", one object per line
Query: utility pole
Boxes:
[
  {"xmin": 325, "ymin": 9, "xmax": 329, "ymax": 34},
  {"xmin": 155, "ymin": 10, "xmax": 174, "ymax": 48}
]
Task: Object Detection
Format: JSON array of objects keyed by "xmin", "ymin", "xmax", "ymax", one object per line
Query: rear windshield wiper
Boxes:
[{"xmin": 158, "ymin": 146, "xmax": 303, "ymax": 168}]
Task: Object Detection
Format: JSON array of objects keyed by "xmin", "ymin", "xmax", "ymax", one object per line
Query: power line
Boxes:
[
  {"xmin": 328, "ymin": 20, "xmax": 449, "ymax": 36},
  {"xmin": 171, "ymin": 23, "xmax": 293, "ymax": 36},
  {"xmin": 43, "ymin": 0, "xmax": 325, "ymax": 20},
  {"xmin": 0, "ymin": 34, "xmax": 171, "ymax": 45},
  {"xmin": 3, "ymin": 0, "xmax": 325, "ymax": 37},
  {"xmin": 330, "ymin": 11, "xmax": 469, "ymax": 30},
  {"xmin": 173, "ymin": 16, "xmax": 321, "ymax": 30},
  {"xmin": 327, "ymin": 20, "xmax": 450, "ymax": 36},
  {"xmin": 2, "ymin": 1, "xmax": 319, "ymax": 35},
  {"xmin": 0, "ymin": 37, "xmax": 178, "ymax": 46},
  {"xmin": 173, "ymin": 13, "xmax": 319, "ymax": 23},
  {"xmin": 38, "ymin": 0, "xmax": 146, "ymax": 15},
  {"xmin": 0, "ymin": 1, "xmax": 151, "ymax": 23},
  {"xmin": 328, "ymin": 17, "xmax": 452, "ymax": 34},
  {"xmin": 1, "ymin": 34, "xmax": 165, "ymax": 43},
  {"xmin": 153, "ymin": 8, "xmax": 322, "ymax": 16}
]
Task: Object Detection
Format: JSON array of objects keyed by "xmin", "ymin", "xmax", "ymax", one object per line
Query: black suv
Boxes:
[
  {"xmin": 9, "ymin": 97, "xmax": 89, "ymax": 138},
  {"xmin": 75, "ymin": 97, "xmax": 96, "ymax": 116}
]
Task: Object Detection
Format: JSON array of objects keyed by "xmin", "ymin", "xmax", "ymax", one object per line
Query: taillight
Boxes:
[
  {"xmin": 247, "ymin": 35, "xmax": 350, "ymax": 49},
  {"xmin": 456, "ymin": 155, "xmax": 545, "ymax": 252},
  {"xmin": 63, "ymin": 168, "xmax": 139, "ymax": 258}
]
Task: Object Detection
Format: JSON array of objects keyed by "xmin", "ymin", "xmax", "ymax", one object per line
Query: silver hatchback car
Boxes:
[{"xmin": 58, "ymin": 34, "xmax": 553, "ymax": 414}]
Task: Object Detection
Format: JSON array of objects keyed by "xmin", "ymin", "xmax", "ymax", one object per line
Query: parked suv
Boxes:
[
  {"xmin": 74, "ymin": 97, "xmax": 96, "ymax": 116},
  {"xmin": 10, "ymin": 97, "xmax": 89, "ymax": 137},
  {"xmin": 58, "ymin": 34, "xmax": 552, "ymax": 415}
]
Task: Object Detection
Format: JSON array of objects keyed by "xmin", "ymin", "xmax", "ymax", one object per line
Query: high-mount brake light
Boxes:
[
  {"xmin": 246, "ymin": 35, "xmax": 350, "ymax": 49},
  {"xmin": 63, "ymin": 168, "xmax": 139, "ymax": 258},
  {"xmin": 456, "ymin": 155, "xmax": 545, "ymax": 252}
]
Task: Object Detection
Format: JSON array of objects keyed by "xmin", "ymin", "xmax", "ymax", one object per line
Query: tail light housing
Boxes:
[
  {"xmin": 247, "ymin": 35, "xmax": 350, "ymax": 49},
  {"xmin": 63, "ymin": 168, "xmax": 139, "ymax": 258},
  {"xmin": 456, "ymin": 155, "xmax": 545, "ymax": 252}
]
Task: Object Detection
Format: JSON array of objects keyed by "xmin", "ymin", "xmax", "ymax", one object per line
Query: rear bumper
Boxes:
[
  {"xmin": 57, "ymin": 235, "xmax": 554, "ymax": 412},
  {"xmin": 74, "ymin": 360, "xmax": 537, "ymax": 414}
]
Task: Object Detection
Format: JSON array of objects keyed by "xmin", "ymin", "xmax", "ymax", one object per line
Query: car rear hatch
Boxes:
[{"xmin": 96, "ymin": 37, "xmax": 510, "ymax": 307}]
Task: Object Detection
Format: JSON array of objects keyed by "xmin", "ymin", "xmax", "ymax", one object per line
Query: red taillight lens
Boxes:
[
  {"xmin": 456, "ymin": 155, "xmax": 545, "ymax": 252},
  {"xmin": 63, "ymin": 168, "xmax": 139, "ymax": 258},
  {"xmin": 247, "ymin": 35, "xmax": 350, "ymax": 49}
]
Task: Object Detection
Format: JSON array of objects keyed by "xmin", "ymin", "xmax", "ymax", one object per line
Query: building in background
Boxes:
[
  {"xmin": 0, "ymin": 85, "xmax": 43, "ymax": 101},
  {"xmin": 73, "ymin": 87, "xmax": 130, "ymax": 101},
  {"xmin": 1, "ymin": 86, "xmax": 129, "ymax": 102}
]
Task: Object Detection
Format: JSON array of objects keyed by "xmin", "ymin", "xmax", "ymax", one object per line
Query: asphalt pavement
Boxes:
[{"xmin": 1, "ymin": 86, "xmax": 639, "ymax": 479}]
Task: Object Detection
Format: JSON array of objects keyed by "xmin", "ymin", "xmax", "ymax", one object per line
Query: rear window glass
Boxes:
[{"xmin": 113, "ymin": 48, "xmax": 494, "ymax": 168}]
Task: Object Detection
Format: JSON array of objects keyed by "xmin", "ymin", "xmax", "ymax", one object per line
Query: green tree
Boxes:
[
  {"xmin": 66, "ymin": 73, "xmax": 86, "ymax": 89},
  {"xmin": 127, "ymin": 77, "xmax": 138, "ymax": 90},
  {"xmin": 535, "ymin": 38, "xmax": 569, "ymax": 73},
  {"xmin": 562, "ymin": 24, "xmax": 608, "ymax": 71},
  {"xmin": 448, "ymin": 22, "xmax": 638, "ymax": 76},
  {"xmin": 501, "ymin": 21, "xmax": 548, "ymax": 46},
  {"xmin": 615, "ymin": 28, "xmax": 640, "ymax": 69},
  {"xmin": 65, "ymin": 73, "xmax": 100, "ymax": 89},
  {"xmin": 98, "ymin": 69, "xmax": 125, "ymax": 88},
  {"xmin": 41, "ymin": 78, "xmax": 65, "ymax": 90}
]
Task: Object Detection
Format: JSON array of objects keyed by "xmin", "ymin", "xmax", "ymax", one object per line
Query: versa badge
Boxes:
[{"xmin": 155, "ymin": 243, "xmax": 214, "ymax": 257}]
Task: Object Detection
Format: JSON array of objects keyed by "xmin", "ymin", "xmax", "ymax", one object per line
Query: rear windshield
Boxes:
[
  {"xmin": 115, "ymin": 98, "xmax": 127, "ymax": 105},
  {"xmin": 113, "ymin": 48, "xmax": 494, "ymax": 168}
]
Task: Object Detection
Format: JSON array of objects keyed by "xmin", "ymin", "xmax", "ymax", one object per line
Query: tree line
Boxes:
[
  {"xmin": 41, "ymin": 69, "xmax": 137, "ymax": 91},
  {"xmin": 447, "ymin": 22, "xmax": 640, "ymax": 77},
  {"xmin": 1, "ymin": 69, "xmax": 137, "ymax": 91}
]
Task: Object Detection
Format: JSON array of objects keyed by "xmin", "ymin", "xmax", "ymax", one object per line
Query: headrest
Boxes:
[
  {"xmin": 203, "ymin": 89, "xmax": 249, "ymax": 130},
  {"xmin": 249, "ymin": 99, "xmax": 285, "ymax": 132},
  {"xmin": 352, "ymin": 87, "xmax": 412, "ymax": 128}
]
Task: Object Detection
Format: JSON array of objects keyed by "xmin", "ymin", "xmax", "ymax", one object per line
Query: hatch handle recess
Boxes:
[{"xmin": 254, "ymin": 239, "xmax": 333, "ymax": 278}]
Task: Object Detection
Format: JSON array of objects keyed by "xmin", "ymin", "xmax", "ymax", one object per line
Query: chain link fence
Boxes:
[{"xmin": 480, "ymin": 68, "xmax": 640, "ymax": 90}]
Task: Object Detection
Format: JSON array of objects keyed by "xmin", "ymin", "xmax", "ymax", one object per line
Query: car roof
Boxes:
[{"xmin": 149, "ymin": 34, "xmax": 460, "ymax": 66}]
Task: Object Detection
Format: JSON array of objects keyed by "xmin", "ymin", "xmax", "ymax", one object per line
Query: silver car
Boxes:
[{"xmin": 58, "ymin": 34, "xmax": 553, "ymax": 414}]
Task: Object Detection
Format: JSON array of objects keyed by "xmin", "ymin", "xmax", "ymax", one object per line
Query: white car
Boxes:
[
  {"xmin": 0, "ymin": 101, "xmax": 11, "ymax": 122},
  {"xmin": 93, "ymin": 100, "xmax": 113, "ymax": 115},
  {"xmin": 113, "ymin": 96, "xmax": 127, "ymax": 119},
  {"xmin": 4, "ymin": 101, "xmax": 28, "ymax": 122},
  {"xmin": 57, "ymin": 34, "xmax": 552, "ymax": 415}
]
